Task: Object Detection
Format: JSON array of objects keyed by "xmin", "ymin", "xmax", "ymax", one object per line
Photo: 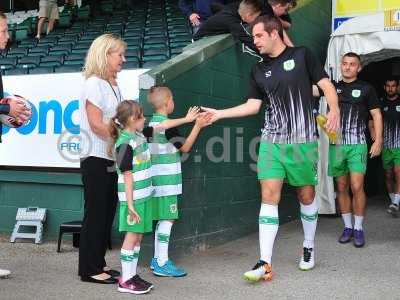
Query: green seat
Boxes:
[
  {"xmin": 40, "ymin": 55, "xmax": 64, "ymax": 67},
  {"xmin": 4, "ymin": 67, "xmax": 28, "ymax": 76},
  {"xmin": 50, "ymin": 45, "xmax": 72, "ymax": 56},
  {"xmin": 29, "ymin": 66, "xmax": 54, "ymax": 74},
  {"xmin": 0, "ymin": 57, "xmax": 18, "ymax": 69},
  {"xmin": 143, "ymin": 48, "xmax": 169, "ymax": 61},
  {"xmin": 59, "ymin": 11, "xmax": 73, "ymax": 27},
  {"xmin": 77, "ymin": 6, "xmax": 90, "ymax": 20},
  {"xmin": 18, "ymin": 56, "xmax": 41, "ymax": 68},
  {"xmin": 6, "ymin": 47, "xmax": 28, "ymax": 59}
]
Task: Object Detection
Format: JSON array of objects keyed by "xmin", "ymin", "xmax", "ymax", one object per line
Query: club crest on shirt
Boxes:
[
  {"xmin": 170, "ymin": 204, "xmax": 177, "ymax": 214},
  {"xmin": 265, "ymin": 70, "xmax": 272, "ymax": 78},
  {"xmin": 396, "ymin": 105, "xmax": 400, "ymax": 112},
  {"xmin": 283, "ymin": 59, "xmax": 295, "ymax": 71},
  {"xmin": 336, "ymin": 89, "xmax": 342, "ymax": 94},
  {"xmin": 383, "ymin": 106, "xmax": 389, "ymax": 111},
  {"xmin": 352, "ymin": 89, "xmax": 361, "ymax": 98}
]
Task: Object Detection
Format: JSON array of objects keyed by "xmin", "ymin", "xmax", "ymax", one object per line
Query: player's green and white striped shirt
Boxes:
[
  {"xmin": 148, "ymin": 113, "xmax": 182, "ymax": 196},
  {"xmin": 115, "ymin": 130, "xmax": 154, "ymax": 204}
]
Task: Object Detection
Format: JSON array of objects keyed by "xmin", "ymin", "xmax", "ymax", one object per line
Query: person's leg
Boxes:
[
  {"xmin": 79, "ymin": 158, "xmax": 114, "ymax": 280},
  {"xmin": 350, "ymin": 173, "xmax": 366, "ymax": 247},
  {"xmin": 347, "ymin": 144, "xmax": 368, "ymax": 247},
  {"xmin": 152, "ymin": 195, "xmax": 185, "ymax": 277},
  {"xmin": 297, "ymin": 185, "xmax": 318, "ymax": 270},
  {"xmin": 382, "ymin": 149, "xmax": 396, "ymax": 205},
  {"xmin": 47, "ymin": 19, "xmax": 55, "ymax": 34},
  {"xmin": 36, "ymin": 17, "xmax": 46, "ymax": 39},
  {"xmin": 103, "ymin": 166, "xmax": 118, "ymax": 270},
  {"xmin": 243, "ymin": 179, "xmax": 282, "ymax": 282}
]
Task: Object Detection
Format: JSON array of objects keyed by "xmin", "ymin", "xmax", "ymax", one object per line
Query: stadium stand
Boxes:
[{"xmin": 0, "ymin": 0, "xmax": 193, "ymax": 75}]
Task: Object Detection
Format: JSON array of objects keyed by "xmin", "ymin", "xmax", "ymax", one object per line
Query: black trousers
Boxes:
[{"xmin": 78, "ymin": 156, "xmax": 118, "ymax": 277}]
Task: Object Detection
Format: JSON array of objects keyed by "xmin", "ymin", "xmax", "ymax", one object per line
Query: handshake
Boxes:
[
  {"xmin": 183, "ymin": 106, "xmax": 219, "ymax": 128},
  {"xmin": 0, "ymin": 95, "xmax": 32, "ymax": 128}
]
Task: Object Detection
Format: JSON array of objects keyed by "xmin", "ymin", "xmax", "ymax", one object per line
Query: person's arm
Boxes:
[
  {"xmin": 177, "ymin": 113, "xmax": 212, "ymax": 153},
  {"xmin": 317, "ymin": 78, "xmax": 340, "ymax": 133},
  {"xmin": 368, "ymin": 120, "xmax": 376, "ymax": 141},
  {"xmin": 202, "ymin": 98, "xmax": 262, "ymax": 123},
  {"xmin": 369, "ymin": 108, "xmax": 383, "ymax": 157},
  {"xmin": 123, "ymin": 171, "xmax": 141, "ymax": 224},
  {"xmin": 154, "ymin": 106, "xmax": 201, "ymax": 131},
  {"xmin": 86, "ymin": 100, "xmax": 110, "ymax": 140}
]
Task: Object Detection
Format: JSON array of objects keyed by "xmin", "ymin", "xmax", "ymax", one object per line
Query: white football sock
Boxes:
[
  {"xmin": 300, "ymin": 200, "xmax": 318, "ymax": 249},
  {"xmin": 354, "ymin": 215, "xmax": 364, "ymax": 230},
  {"xmin": 341, "ymin": 213, "xmax": 353, "ymax": 229},
  {"xmin": 259, "ymin": 203, "xmax": 279, "ymax": 264},
  {"xmin": 120, "ymin": 248, "xmax": 135, "ymax": 282},
  {"xmin": 394, "ymin": 194, "xmax": 400, "ymax": 206},
  {"xmin": 156, "ymin": 220, "xmax": 173, "ymax": 266}
]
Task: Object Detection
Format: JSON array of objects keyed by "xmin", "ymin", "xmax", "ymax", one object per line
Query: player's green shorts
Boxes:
[
  {"xmin": 152, "ymin": 195, "xmax": 179, "ymax": 220},
  {"xmin": 257, "ymin": 141, "xmax": 319, "ymax": 186},
  {"xmin": 382, "ymin": 148, "xmax": 400, "ymax": 170},
  {"xmin": 119, "ymin": 199, "xmax": 153, "ymax": 233},
  {"xmin": 328, "ymin": 144, "xmax": 367, "ymax": 177}
]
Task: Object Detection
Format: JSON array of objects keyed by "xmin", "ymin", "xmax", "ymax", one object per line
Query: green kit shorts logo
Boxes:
[
  {"xmin": 283, "ymin": 59, "xmax": 295, "ymax": 71},
  {"xmin": 170, "ymin": 204, "xmax": 177, "ymax": 213}
]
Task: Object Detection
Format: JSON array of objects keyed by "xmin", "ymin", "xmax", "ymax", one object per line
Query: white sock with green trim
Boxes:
[
  {"xmin": 300, "ymin": 200, "xmax": 318, "ymax": 249},
  {"xmin": 341, "ymin": 213, "xmax": 353, "ymax": 229},
  {"xmin": 120, "ymin": 248, "xmax": 136, "ymax": 282},
  {"xmin": 154, "ymin": 222, "xmax": 160, "ymax": 259},
  {"xmin": 157, "ymin": 220, "xmax": 173, "ymax": 266},
  {"xmin": 389, "ymin": 193, "xmax": 395, "ymax": 203},
  {"xmin": 131, "ymin": 246, "xmax": 140, "ymax": 277},
  {"xmin": 394, "ymin": 194, "xmax": 400, "ymax": 206},
  {"xmin": 259, "ymin": 203, "xmax": 279, "ymax": 264}
]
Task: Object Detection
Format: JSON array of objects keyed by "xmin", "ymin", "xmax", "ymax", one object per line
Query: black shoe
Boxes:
[
  {"xmin": 133, "ymin": 275, "xmax": 154, "ymax": 290},
  {"xmin": 104, "ymin": 269, "xmax": 120, "ymax": 277},
  {"xmin": 81, "ymin": 275, "xmax": 118, "ymax": 284}
]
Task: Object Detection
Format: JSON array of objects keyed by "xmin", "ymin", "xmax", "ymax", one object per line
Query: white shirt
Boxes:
[{"xmin": 79, "ymin": 76, "xmax": 123, "ymax": 161}]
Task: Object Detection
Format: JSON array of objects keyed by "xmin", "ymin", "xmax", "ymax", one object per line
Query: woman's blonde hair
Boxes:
[
  {"xmin": 83, "ymin": 33, "xmax": 127, "ymax": 80},
  {"xmin": 108, "ymin": 100, "xmax": 144, "ymax": 157}
]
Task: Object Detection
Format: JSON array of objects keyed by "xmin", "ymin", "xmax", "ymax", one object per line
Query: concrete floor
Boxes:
[{"xmin": 1, "ymin": 197, "xmax": 399, "ymax": 300}]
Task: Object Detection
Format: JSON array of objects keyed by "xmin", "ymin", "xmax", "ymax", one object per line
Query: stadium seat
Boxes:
[
  {"xmin": 55, "ymin": 65, "xmax": 83, "ymax": 73},
  {"xmin": 4, "ymin": 68, "xmax": 28, "ymax": 75},
  {"xmin": 143, "ymin": 48, "xmax": 169, "ymax": 61},
  {"xmin": 18, "ymin": 56, "xmax": 41, "ymax": 68},
  {"xmin": 30, "ymin": 46, "xmax": 50, "ymax": 56},
  {"xmin": 19, "ymin": 39, "xmax": 38, "ymax": 49},
  {"xmin": 6, "ymin": 47, "xmax": 28, "ymax": 58},
  {"xmin": 50, "ymin": 45, "xmax": 72, "ymax": 56},
  {"xmin": 142, "ymin": 60, "xmax": 165, "ymax": 68},
  {"xmin": 0, "ymin": 57, "xmax": 17, "ymax": 70},
  {"xmin": 123, "ymin": 61, "xmax": 140, "ymax": 69},
  {"xmin": 40, "ymin": 55, "xmax": 64, "ymax": 67},
  {"xmin": 57, "ymin": 36, "xmax": 78, "ymax": 46},
  {"xmin": 64, "ymin": 53, "xmax": 86, "ymax": 65},
  {"xmin": 29, "ymin": 66, "xmax": 55, "ymax": 74}
]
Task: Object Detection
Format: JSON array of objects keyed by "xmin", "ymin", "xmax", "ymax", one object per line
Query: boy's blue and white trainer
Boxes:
[{"xmin": 152, "ymin": 260, "xmax": 187, "ymax": 277}]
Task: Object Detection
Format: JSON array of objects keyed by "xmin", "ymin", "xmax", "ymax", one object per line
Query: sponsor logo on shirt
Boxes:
[
  {"xmin": 352, "ymin": 89, "xmax": 361, "ymax": 98},
  {"xmin": 336, "ymin": 89, "xmax": 342, "ymax": 94},
  {"xmin": 396, "ymin": 105, "xmax": 400, "ymax": 112},
  {"xmin": 265, "ymin": 71, "xmax": 272, "ymax": 78},
  {"xmin": 384, "ymin": 106, "xmax": 389, "ymax": 111},
  {"xmin": 283, "ymin": 59, "xmax": 295, "ymax": 71}
]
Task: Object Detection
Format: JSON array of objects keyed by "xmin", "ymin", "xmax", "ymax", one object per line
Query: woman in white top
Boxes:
[{"xmin": 78, "ymin": 33, "xmax": 126, "ymax": 284}]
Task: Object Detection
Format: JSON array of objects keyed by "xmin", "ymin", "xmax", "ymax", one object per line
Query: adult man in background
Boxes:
[
  {"xmin": 329, "ymin": 53, "xmax": 382, "ymax": 248},
  {"xmin": 193, "ymin": 0, "xmax": 295, "ymax": 51},
  {"xmin": 374, "ymin": 78, "xmax": 400, "ymax": 216},
  {"xmin": 0, "ymin": 11, "xmax": 31, "ymax": 279},
  {"xmin": 178, "ymin": 0, "xmax": 229, "ymax": 34}
]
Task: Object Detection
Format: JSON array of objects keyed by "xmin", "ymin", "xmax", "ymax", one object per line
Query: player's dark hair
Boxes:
[
  {"xmin": 384, "ymin": 77, "xmax": 399, "ymax": 86},
  {"xmin": 268, "ymin": 0, "xmax": 297, "ymax": 8},
  {"xmin": 343, "ymin": 52, "xmax": 361, "ymax": 62},
  {"xmin": 251, "ymin": 15, "xmax": 284, "ymax": 40}
]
